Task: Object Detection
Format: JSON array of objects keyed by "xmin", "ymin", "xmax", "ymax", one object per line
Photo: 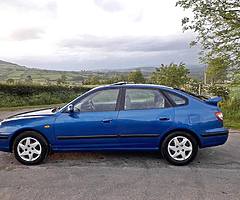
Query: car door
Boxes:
[
  {"xmin": 117, "ymin": 87, "xmax": 175, "ymax": 149},
  {"xmin": 54, "ymin": 88, "xmax": 121, "ymax": 150}
]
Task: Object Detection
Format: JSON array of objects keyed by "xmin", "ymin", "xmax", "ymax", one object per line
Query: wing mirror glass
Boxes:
[{"xmin": 67, "ymin": 104, "xmax": 74, "ymax": 113}]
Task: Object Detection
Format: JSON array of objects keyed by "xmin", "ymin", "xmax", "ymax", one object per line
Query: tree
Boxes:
[
  {"xmin": 57, "ymin": 74, "xmax": 67, "ymax": 85},
  {"xmin": 150, "ymin": 63, "xmax": 190, "ymax": 88},
  {"xmin": 25, "ymin": 75, "xmax": 33, "ymax": 84},
  {"xmin": 83, "ymin": 76, "xmax": 100, "ymax": 85},
  {"xmin": 176, "ymin": 0, "xmax": 240, "ymax": 69},
  {"xmin": 233, "ymin": 72, "xmax": 240, "ymax": 85},
  {"xmin": 45, "ymin": 78, "xmax": 51, "ymax": 85},
  {"xmin": 128, "ymin": 70, "xmax": 145, "ymax": 83},
  {"xmin": 6, "ymin": 78, "xmax": 15, "ymax": 84},
  {"xmin": 206, "ymin": 57, "xmax": 228, "ymax": 84}
]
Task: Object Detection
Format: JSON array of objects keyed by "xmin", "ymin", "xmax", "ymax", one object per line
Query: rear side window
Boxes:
[
  {"xmin": 124, "ymin": 89, "xmax": 167, "ymax": 110},
  {"xmin": 165, "ymin": 92, "xmax": 187, "ymax": 106}
]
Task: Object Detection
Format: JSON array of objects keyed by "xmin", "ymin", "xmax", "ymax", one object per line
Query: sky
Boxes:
[{"xmin": 0, "ymin": 0, "xmax": 200, "ymax": 71}]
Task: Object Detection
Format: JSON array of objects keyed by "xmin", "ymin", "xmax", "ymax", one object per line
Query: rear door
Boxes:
[{"xmin": 117, "ymin": 87, "xmax": 175, "ymax": 149}]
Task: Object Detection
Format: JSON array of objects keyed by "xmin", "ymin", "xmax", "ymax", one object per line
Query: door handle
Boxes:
[
  {"xmin": 102, "ymin": 119, "xmax": 112, "ymax": 123},
  {"xmin": 159, "ymin": 117, "xmax": 170, "ymax": 121}
]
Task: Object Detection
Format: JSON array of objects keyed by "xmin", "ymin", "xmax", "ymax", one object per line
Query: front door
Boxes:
[
  {"xmin": 117, "ymin": 88, "xmax": 175, "ymax": 149},
  {"xmin": 54, "ymin": 88, "xmax": 120, "ymax": 150}
]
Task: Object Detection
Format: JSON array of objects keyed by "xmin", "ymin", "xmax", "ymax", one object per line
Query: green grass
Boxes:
[
  {"xmin": 224, "ymin": 119, "xmax": 240, "ymax": 130},
  {"xmin": 221, "ymin": 85, "xmax": 240, "ymax": 130}
]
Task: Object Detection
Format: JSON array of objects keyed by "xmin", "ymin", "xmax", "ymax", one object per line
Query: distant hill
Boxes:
[
  {"xmin": 0, "ymin": 60, "xmax": 101, "ymax": 84},
  {"xmin": 0, "ymin": 60, "xmax": 204, "ymax": 84},
  {"xmin": 105, "ymin": 65, "xmax": 204, "ymax": 80}
]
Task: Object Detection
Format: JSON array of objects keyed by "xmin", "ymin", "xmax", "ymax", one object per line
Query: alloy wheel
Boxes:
[
  {"xmin": 167, "ymin": 136, "xmax": 193, "ymax": 161},
  {"xmin": 17, "ymin": 137, "xmax": 42, "ymax": 162}
]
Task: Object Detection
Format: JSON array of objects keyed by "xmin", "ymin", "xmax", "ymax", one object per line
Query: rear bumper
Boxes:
[{"xmin": 200, "ymin": 128, "xmax": 229, "ymax": 148}]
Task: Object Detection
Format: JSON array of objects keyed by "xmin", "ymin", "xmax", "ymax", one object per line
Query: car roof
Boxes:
[{"xmin": 93, "ymin": 83, "xmax": 173, "ymax": 90}]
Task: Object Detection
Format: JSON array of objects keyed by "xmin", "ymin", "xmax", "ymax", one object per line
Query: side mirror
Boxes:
[{"xmin": 67, "ymin": 104, "xmax": 74, "ymax": 113}]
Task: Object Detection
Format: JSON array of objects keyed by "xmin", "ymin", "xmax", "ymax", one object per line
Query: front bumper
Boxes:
[
  {"xmin": 200, "ymin": 128, "xmax": 229, "ymax": 148},
  {"xmin": 0, "ymin": 133, "xmax": 11, "ymax": 152}
]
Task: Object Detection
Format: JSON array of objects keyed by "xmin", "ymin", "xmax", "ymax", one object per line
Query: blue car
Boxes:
[{"xmin": 0, "ymin": 83, "xmax": 228, "ymax": 165}]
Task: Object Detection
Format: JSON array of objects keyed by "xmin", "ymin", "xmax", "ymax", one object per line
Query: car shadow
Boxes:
[
  {"xmin": 1, "ymin": 142, "xmax": 239, "ymax": 170},
  {"xmin": 45, "ymin": 151, "xmax": 167, "ymax": 168}
]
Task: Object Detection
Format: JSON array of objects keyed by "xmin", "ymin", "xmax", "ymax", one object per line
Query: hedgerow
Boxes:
[{"xmin": 0, "ymin": 83, "xmax": 92, "ymax": 107}]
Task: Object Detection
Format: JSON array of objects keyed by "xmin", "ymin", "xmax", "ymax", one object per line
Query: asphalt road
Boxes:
[{"xmin": 0, "ymin": 109, "xmax": 239, "ymax": 200}]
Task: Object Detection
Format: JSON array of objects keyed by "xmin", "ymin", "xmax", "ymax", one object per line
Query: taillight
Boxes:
[{"xmin": 215, "ymin": 112, "xmax": 223, "ymax": 121}]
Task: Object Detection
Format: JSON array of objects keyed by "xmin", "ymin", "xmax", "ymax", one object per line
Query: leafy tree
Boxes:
[
  {"xmin": 233, "ymin": 72, "xmax": 240, "ymax": 85},
  {"xmin": 176, "ymin": 0, "xmax": 240, "ymax": 69},
  {"xmin": 25, "ymin": 75, "xmax": 33, "ymax": 84},
  {"xmin": 207, "ymin": 85, "xmax": 230, "ymax": 100},
  {"xmin": 83, "ymin": 76, "xmax": 100, "ymax": 85},
  {"xmin": 206, "ymin": 57, "xmax": 228, "ymax": 83},
  {"xmin": 6, "ymin": 78, "xmax": 15, "ymax": 84},
  {"xmin": 128, "ymin": 70, "xmax": 145, "ymax": 83},
  {"xmin": 45, "ymin": 78, "xmax": 51, "ymax": 85},
  {"xmin": 57, "ymin": 74, "xmax": 67, "ymax": 85},
  {"xmin": 186, "ymin": 78, "xmax": 202, "ymax": 94},
  {"xmin": 150, "ymin": 63, "xmax": 190, "ymax": 88}
]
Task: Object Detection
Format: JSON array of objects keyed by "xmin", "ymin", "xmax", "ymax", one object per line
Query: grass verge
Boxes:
[{"xmin": 224, "ymin": 119, "xmax": 240, "ymax": 131}]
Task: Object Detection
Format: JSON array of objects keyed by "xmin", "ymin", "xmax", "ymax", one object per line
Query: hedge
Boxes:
[{"xmin": 0, "ymin": 83, "xmax": 93, "ymax": 107}]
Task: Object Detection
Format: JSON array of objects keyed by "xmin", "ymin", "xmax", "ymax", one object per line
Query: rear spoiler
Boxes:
[{"xmin": 205, "ymin": 96, "xmax": 223, "ymax": 106}]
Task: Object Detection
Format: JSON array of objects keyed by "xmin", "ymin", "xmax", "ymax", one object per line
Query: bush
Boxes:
[
  {"xmin": 221, "ymin": 86, "xmax": 240, "ymax": 129},
  {"xmin": 207, "ymin": 85, "xmax": 230, "ymax": 100},
  {"xmin": 0, "ymin": 83, "xmax": 92, "ymax": 107}
]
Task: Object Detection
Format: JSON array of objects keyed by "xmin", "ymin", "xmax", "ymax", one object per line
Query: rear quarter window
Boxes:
[{"xmin": 164, "ymin": 91, "xmax": 188, "ymax": 106}]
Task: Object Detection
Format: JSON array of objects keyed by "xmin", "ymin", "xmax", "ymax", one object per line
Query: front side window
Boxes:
[
  {"xmin": 74, "ymin": 89, "xmax": 119, "ymax": 112},
  {"xmin": 124, "ymin": 89, "xmax": 167, "ymax": 110}
]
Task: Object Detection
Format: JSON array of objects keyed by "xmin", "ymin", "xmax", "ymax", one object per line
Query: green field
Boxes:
[{"xmin": 0, "ymin": 60, "xmax": 104, "ymax": 84}]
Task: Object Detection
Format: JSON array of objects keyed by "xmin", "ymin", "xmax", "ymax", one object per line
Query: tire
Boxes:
[
  {"xmin": 161, "ymin": 131, "xmax": 198, "ymax": 166},
  {"xmin": 13, "ymin": 131, "xmax": 49, "ymax": 165}
]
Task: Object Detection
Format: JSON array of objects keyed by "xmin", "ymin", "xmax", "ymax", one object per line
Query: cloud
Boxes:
[
  {"xmin": 94, "ymin": 0, "xmax": 124, "ymax": 12},
  {"xmin": 12, "ymin": 46, "xmax": 200, "ymax": 71},
  {"xmin": 10, "ymin": 28, "xmax": 45, "ymax": 41},
  {"xmin": 60, "ymin": 35, "xmax": 194, "ymax": 52},
  {"xmin": 11, "ymin": 34, "xmax": 200, "ymax": 70},
  {"xmin": 0, "ymin": 0, "xmax": 57, "ymax": 15}
]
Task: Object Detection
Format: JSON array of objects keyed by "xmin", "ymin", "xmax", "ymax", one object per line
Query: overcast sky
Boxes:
[{"xmin": 0, "ymin": 0, "xmax": 200, "ymax": 71}]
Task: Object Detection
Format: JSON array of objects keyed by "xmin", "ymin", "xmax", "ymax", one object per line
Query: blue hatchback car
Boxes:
[{"xmin": 0, "ymin": 83, "xmax": 228, "ymax": 165}]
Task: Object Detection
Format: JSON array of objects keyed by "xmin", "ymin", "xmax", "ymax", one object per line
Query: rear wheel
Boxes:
[
  {"xmin": 13, "ymin": 131, "xmax": 49, "ymax": 165},
  {"xmin": 161, "ymin": 132, "xmax": 198, "ymax": 165}
]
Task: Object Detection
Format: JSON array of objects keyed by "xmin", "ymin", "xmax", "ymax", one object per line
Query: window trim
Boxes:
[
  {"xmin": 121, "ymin": 87, "xmax": 172, "ymax": 111},
  {"xmin": 162, "ymin": 89, "xmax": 189, "ymax": 107}
]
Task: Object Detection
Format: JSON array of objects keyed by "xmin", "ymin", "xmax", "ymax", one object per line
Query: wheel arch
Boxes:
[
  {"xmin": 9, "ymin": 128, "xmax": 51, "ymax": 152},
  {"xmin": 159, "ymin": 128, "xmax": 201, "ymax": 149}
]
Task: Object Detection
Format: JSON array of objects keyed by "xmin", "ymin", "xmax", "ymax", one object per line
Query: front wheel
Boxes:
[
  {"xmin": 13, "ymin": 131, "xmax": 49, "ymax": 165},
  {"xmin": 161, "ymin": 132, "xmax": 198, "ymax": 166}
]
